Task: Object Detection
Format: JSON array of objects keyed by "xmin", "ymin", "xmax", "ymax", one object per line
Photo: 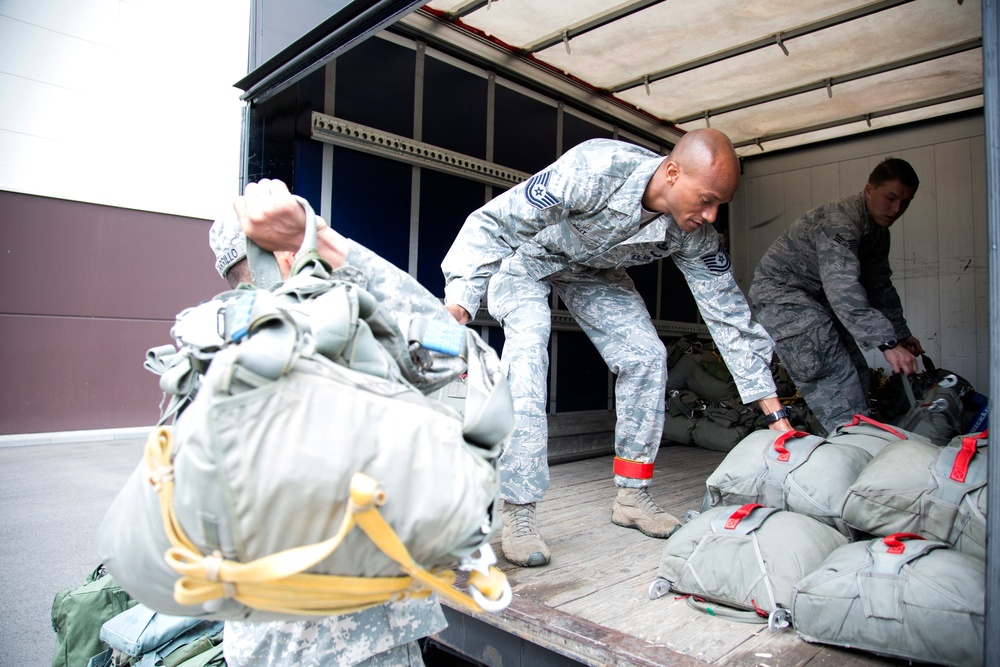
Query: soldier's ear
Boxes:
[{"xmin": 664, "ymin": 161, "xmax": 680, "ymax": 187}]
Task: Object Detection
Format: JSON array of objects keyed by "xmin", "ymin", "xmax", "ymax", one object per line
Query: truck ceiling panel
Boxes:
[
  {"xmin": 410, "ymin": 0, "xmax": 983, "ymax": 154},
  {"xmin": 676, "ymin": 50, "xmax": 983, "ymax": 144}
]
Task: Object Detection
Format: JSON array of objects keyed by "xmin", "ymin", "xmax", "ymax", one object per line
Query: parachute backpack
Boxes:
[{"xmin": 99, "ymin": 196, "xmax": 514, "ymax": 621}]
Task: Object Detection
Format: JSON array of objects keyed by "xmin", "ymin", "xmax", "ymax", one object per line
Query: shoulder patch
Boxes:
[
  {"xmin": 834, "ymin": 234, "xmax": 859, "ymax": 253},
  {"xmin": 525, "ymin": 171, "xmax": 560, "ymax": 210},
  {"xmin": 701, "ymin": 245, "xmax": 732, "ymax": 274}
]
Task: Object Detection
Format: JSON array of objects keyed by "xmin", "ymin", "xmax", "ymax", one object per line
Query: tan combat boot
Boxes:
[
  {"xmin": 611, "ymin": 487, "xmax": 681, "ymax": 538},
  {"xmin": 500, "ymin": 501, "xmax": 551, "ymax": 567}
]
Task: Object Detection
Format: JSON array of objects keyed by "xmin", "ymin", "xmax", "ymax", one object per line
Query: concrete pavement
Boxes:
[{"xmin": 0, "ymin": 430, "xmax": 149, "ymax": 666}]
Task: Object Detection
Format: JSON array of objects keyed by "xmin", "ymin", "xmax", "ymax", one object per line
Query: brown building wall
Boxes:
[{"xmin": 0, "ymin": 190, "xmax": 226, "ymax": 434}]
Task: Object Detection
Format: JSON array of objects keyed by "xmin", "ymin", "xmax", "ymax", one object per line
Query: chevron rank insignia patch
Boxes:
[
  {"xmin": 701, "ymin": 245, "xmax": 732, "ymax": 274},
  {"xmin": 525, "ymin": 171, "xmax": 560, "ymax": 210},
  {"xmin": 834, "ymin": 234, "xmax": 859, "ymax": 253}
]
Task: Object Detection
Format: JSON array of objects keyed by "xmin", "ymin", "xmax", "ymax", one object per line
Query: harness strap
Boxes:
[{"xmin": 144, "ymin": 427, "xmax": 507, "ymax": 616}]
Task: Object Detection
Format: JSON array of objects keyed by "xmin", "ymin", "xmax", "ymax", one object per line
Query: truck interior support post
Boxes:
[{"xmin": 985, "ymin": 0, "xmax": 998, "ymax": 664}]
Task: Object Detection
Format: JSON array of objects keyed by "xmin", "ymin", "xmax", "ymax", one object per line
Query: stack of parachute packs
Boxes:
[
  {"xmin": 841, "ymin": 430, "xmax": 988, "ymax": 559},
  {"xmin": 99, "ymin": 196, "xmax": 514, "ymax": 621},
  {"xmin": 792, "ymin": 533, "xmax": 984, "ymax": 666},
  {"xmin": 651, "ymin": 504, "xmax": 848, "ymax": 622},
  {"xmin": 702, "ymin": 416, "xmax": 910, "ymax": 536}
]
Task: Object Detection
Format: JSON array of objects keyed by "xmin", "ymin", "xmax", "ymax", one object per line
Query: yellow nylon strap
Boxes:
[{"xmin": 143, "ymin": 426, "xmax": 490, "ymax": 616}]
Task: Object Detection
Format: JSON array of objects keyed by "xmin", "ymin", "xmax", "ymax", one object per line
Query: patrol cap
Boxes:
[{"xmin": 208, "ymin": 212, "xmax": 247, "ymax": 278}]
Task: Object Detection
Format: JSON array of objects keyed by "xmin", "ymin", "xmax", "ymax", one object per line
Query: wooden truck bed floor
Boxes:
[{"xmin": 434, "ymin": 446, "xmax": 907, "ymax": 667}]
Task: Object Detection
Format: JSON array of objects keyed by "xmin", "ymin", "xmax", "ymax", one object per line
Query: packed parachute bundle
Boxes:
[
  {"xmin": 649, "ymin": 504, "xmax": 848, "ymax": 627},
  {"xmin": 99, "ymin": 197, "xmax": 514, "ymax": 621},
  {"xmin": 841, "ymin": 430, "xmax": 988, "ymax": 559},
  {"xmin": 792, "ymin": 533, "xmax": 985, "ymax": 667},
  {"xmin": 702, "ymin": 422, "xmax": 909, "ymax": 536}
]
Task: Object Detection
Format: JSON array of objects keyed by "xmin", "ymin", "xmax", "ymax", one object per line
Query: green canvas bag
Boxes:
[
  {"xmin": 651, "ymin": 504, "xmax": 848, "ymax": 624},
  {"xmin": 703, "ymin": 429, "xmax": 875, "ymax": 536},
  {"xmin": 51, "ymin": 564, "xmax": 138, "ymax": 667},
  {"xmin": 841, "ymin": 430, "xmax": 988, "ymax": 559},
  {"xmin": 792, "ymin": 533, "xmax": 984, "ymax": 667}
]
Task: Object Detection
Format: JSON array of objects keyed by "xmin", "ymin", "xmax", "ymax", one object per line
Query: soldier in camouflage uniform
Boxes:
[
  {"xmin": 212, "ymin": 179, "xmax": 450, "ymax": 666},
  {"xmin": 441, "ymin": 129, "xmax": 792, "ymax": 568},
  {"xmin": 749, "ymin": 158, "xmax": 925, "ymax": 436}
]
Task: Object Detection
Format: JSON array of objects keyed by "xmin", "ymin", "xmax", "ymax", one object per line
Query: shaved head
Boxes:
[
  {"xmin": 670, "ymin": 128, "xmax": 740, "ymax": 194},
  {"xmin": 643, "ymin": 128, "xmax": 740, "ymax": 232}
]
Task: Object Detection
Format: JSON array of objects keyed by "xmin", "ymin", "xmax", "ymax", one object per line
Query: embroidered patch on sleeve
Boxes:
[
  {"xmin": 834, "ymin": 234, "xmax": 859, "ymax": 253},
  {"xmin": 525, "ymin": 171, "xmax": 560, "ymax": 210},
  {"xmin": 701, "ymin": 245, "xmax": 732, "ymax": 274}
]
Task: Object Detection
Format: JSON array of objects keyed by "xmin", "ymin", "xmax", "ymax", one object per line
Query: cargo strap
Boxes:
[
  {"xmin": 864, "ymin": 533, "xmax": 947, "ymax": 621},
  {"xmin": 144, "ymin": 427, "xmax": 509, "ymax": 616},
  {"xmin": 613, "ymin": 457, "xmax": 654, "ymax": 479},
  {"xmin": 762, "ymin": 431, "xmax": 825, "ymax": 509},
  {"xmin": 844, "ymin": 414, "xmax": 908, "ymax": 441},
  {"xmin": 924, "ymin": 430, "xmax": 989, "ymax": 543}
]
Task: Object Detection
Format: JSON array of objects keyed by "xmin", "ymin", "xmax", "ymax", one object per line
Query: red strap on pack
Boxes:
[
  {"xmin": 772, "ymin": 430, "xmax": 809, "ymax": 462},
  {"xmin": 613, "ymin": 457, "xmax": 654, "ymax": 479},
  {"xmin": 724, "ymin": 503, "xmax": 764, "ymax": 530},
  {"xmin": 883, "ymin": 532, "xmax": 924, "ymax": 554},
  {"xmin": 950, "ymin": 430, "xmax": 988, "ymax": 482},
  {"xmin": 846, "ymin": 414, "xmax": 907, "ymax": 440}
]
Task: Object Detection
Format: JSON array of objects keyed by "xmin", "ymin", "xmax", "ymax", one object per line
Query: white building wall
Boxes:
[
  {"xmin": 731, "ymin": 113, "xmax": 990, "ymax": 392},
  {"xmin": 0, "ymin": 0, "xmax": 250, "ymax": 219}
]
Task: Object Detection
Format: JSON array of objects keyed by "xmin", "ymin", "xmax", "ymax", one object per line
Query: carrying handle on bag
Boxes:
[
  {"xmin": 846, "ymin": 414, "xmax": 908, "ymax": 440},
  {"xmin": 951, "ymin": 430, "xmax": 989, "ymax": 482},
  {"xmin": 772, "ymin": 430, "xmax": 810, "ymax": 462},
  {"xmin": 883, "ymin": 533, "xmax": 925, "ymax": 554},
  {"xmin": 724, "ymin": 504, "xmax": 765, "ymax": 530}
]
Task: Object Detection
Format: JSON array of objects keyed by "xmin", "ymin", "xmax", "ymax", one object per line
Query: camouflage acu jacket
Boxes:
[
  {"xmin": 749, "ymin": 192, "xmax": 910, "ymax": 350},
  {"xmin": 442, "ymin": 138, "xmax": 777, "ymax": 403}
]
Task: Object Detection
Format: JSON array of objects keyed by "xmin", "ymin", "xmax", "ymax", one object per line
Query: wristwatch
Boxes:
[
  {"xmin": 762, "ymin": 407, "xmax": 790, "ymax": 425},
  {"xmin": 877, "ymin": 339, "xmax": 898, "ymax": 352}
]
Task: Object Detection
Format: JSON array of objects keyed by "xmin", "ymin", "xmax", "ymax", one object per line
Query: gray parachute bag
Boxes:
[
  {"xmin": 649, "ymin": 504, "xmax": 848, "ymax": 627},
  {"xmin": 792, "ymin": 533, "xmax": 985, "ymax": 667},
  {"xmin": 823, "ymin": 414, "xmax": 915, "ymax": 456},
  {"xmin": 99, "ymin": 197, "xmax": 514, "ymax": 621},
  {"xmin": 841, "ymin": 430, "xmax": 988, "ymax": 559},
  {"xmin": 703, "ymin": 428, "xmax": 876, "ymax": 536}
]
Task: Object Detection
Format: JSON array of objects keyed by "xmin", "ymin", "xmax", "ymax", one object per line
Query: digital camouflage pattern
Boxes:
[
  {"xmin": 750, "ymin": 192, "xmax": 911, "ymax": 434},
  {"xmin": 443, "ymin": 139, "xmax": 777, "ymax": 501},
  {"xmin": 224, "ymin": 238, "xmax": 455, "ymax": 666},
  {"xmin": 224, "ymin": 597, "xmax": 445, "ymax": 667}
]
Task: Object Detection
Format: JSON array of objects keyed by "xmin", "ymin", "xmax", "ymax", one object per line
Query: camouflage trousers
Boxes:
[
  {"xmin": 755, "ymin": 302, "xmax": 869, "ymax": 435},
  {"xmin": 487, "ymin": 258, "xmax": 667, "ymax": 503}
]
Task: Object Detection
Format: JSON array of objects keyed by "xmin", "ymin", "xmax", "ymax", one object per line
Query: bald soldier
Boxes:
[{"xmin": 441, "ymin": 129, "xmax": 792, "ymax": 568}]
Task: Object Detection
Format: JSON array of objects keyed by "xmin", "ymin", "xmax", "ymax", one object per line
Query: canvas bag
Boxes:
[
  {"xmin": 51, "ymin": 564, "xmax": 138, "ymax": 667},
  {"xmin": 703, "ymin": 429, "xmax": 875, "ymax": 535},
  {"xmin": 823, "ymin": 414, "xmax": 913, "ymax": 457},
  {"xmin": 99, "ymin": 196, "xmax": 514, "ymax": 621},
  {"xmin": 653, "ymin": 504, "xmax": 848, "ymax": 619},
  {"xmin": 792, "ymin": 533, "xmax": 985, "ymax": 667},
  {"xmin": 841, "ymin": 430, "xmax": 988, "ymax": 559}
]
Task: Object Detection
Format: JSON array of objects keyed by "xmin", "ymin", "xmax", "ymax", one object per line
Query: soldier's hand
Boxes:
[
  {"xmin": 883, "ymin": 346, "xmax": 918, "ymax": 376},
  {"xmin": 446, "ymin": 304, "xmax": 471, "ymax": 325},
  {"xmin": 235, "ymin": 179, "xmax": 326, "ymax": 252},
  {"xmin": 899, "ymin": 335, "xmax": 924, "ymax": 356}
]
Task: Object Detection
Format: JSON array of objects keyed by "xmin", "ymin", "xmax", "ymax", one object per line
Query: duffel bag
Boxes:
[
  {"xmin": 841, "ymin": 430, "xmax": 988, "ymax": 559},
  {"xmin": 99, "ymin": 197, "xmax": 513, "ymax": 622},
  {"xmin": 792, "ymin": 533, "xmax": 984, "ymax": 667},
  {"xmin": 650, "ymin": 504, "xmax": 848, "ymax": 623},
  {"xmin": 704, "ymin": 429, "xmax": 872, "ymax": 535}
]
